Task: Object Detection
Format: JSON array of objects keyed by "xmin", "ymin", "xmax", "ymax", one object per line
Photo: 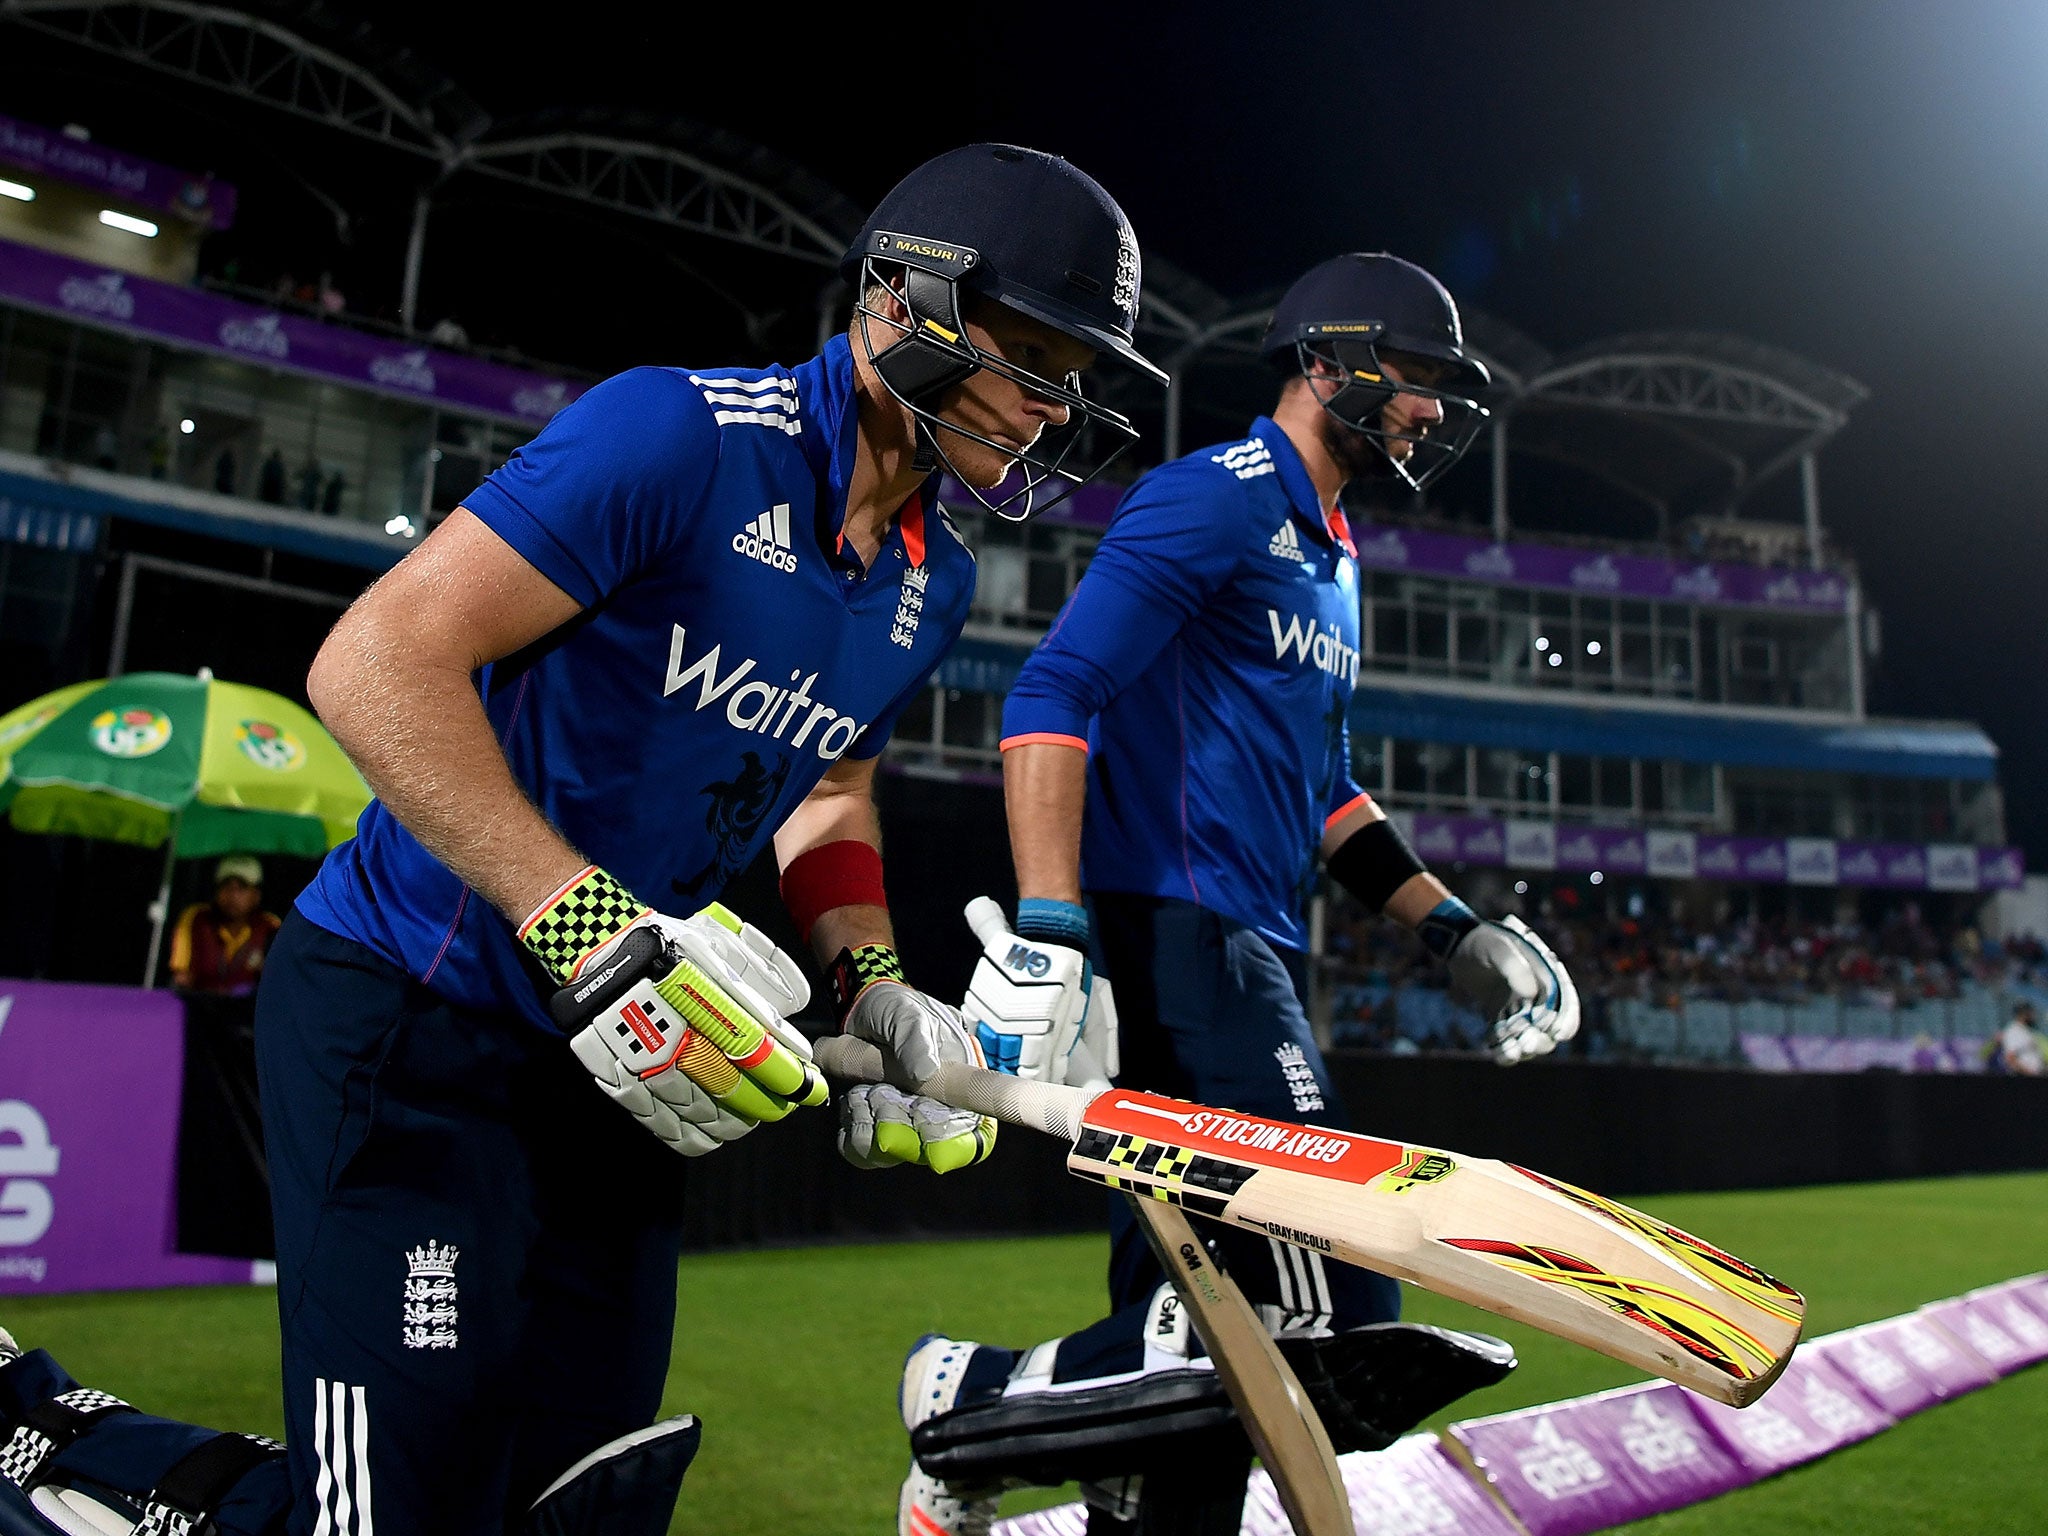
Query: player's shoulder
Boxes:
[
  {"xmin": 1111, "ymin": 430, "xmax": 1276, "ymax": 540},
  {"xmin": 679, "ymin": 360, "xmax": 806, "ymax": 441}
]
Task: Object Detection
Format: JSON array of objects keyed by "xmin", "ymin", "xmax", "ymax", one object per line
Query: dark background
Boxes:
[{"xmin": 6, "ymin": 1, "xmax": 2047, "ymax": 857}]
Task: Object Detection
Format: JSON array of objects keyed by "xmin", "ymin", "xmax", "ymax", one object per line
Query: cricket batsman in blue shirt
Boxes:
[
  {"xmin": 199, "ymin": 145, "xmax": 1166, "ymax": 1536},
  {"xmin": 894, "ymin": 255, "xmax": 1574, "ymax": 1535}
]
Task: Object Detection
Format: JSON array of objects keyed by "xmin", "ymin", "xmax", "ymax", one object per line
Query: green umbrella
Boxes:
[{"xmin": 0, "ymin": 669, "xmax": 372, "ymax": 982}]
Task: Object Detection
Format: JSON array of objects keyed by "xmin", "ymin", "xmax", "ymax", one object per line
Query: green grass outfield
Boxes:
[{"xmin": 5, "ymin": 1170, "xmax": 2046, "ymax": 1534}]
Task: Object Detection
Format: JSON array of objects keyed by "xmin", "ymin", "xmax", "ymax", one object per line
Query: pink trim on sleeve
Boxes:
[
  {"xmin": 1324, "ymin": 792, "xmax": 1375, "ymax": 832},
  {"xmin": 999, "ymin": 732, "xmax": 1090, "ymax": 754}
]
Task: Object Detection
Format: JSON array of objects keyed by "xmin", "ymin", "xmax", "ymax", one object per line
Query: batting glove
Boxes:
[
  {"xmin": 959, "ymin": 896, "xmax": 1094, "ymax": 1082},
  {"xmin": 524, "ymin": 867, "xmax": 826, "ymax": 1155},
  {"xmin": 1420, "ymin": 900, "xmax": 1581, "ymax": 1065},
  {"xmin": 831, "ymin": 943, "xmax": 997, "ymax": 1173}
]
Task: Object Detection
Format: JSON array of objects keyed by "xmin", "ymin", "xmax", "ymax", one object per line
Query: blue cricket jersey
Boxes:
[
  {"xmin": 297, "ymin": 335, "xmax": 975, "ymax": 1029},
  {"xmin": 1000, "ymin": 420, "xmax": 1365, "ymax": 953}
]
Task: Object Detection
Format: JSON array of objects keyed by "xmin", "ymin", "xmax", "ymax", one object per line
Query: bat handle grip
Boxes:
[{"xmin": 811, "ymin": 1034, "xmax": 1094, "ymax": 1143}]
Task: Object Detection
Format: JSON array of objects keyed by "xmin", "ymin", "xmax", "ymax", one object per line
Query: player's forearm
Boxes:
[
  {"xmin": 1320, "ymin": 799, "xmax": 1450, "ymax": 926},
  {"xmin": 774, "ymin": 773, "xmax": 892, "ymax": 965},
  {"xmin": 308, "ymin": 615, "xmax": 584, "ymax": 922},
  {"xmin": 1004, "ymin": 741, "xmax": 1088, "ymax": 906}
]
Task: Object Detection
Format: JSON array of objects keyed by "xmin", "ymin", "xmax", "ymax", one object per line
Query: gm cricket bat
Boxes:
[
  {"xmin": 1129, "ymin": 1196, "xmax": 1355, "ymax": 1536},
  {"xmin": 813, "ymin": 1037, "xmax": 1803, "ymax": 1407}
]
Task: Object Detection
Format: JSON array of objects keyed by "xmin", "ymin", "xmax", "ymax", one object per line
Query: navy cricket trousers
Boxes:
[
  {"xmin": 1092, "ymin": 892, "xmax": 1400, "ymax": 1338},
  {"xmin": 254, "ymin": 915, "xmax": 688, "ymax": 1536}
]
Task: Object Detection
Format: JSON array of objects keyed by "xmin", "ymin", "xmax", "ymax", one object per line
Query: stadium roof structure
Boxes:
[
  {"xmin": 1131, "ymin": 291, "xmax": 1869, "ymax": 543},
  {"xmin": 0, "ymin": 0, "xmax": 866, "ymax": 336},
  {"xmin": 1479, "ymin": 328, "xmax": 1871, "ymax": 531}
]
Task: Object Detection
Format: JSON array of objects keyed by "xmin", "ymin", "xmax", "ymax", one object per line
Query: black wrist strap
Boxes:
[
  {"xmin": 829, "ymin": 943, "xmax": 905, "ymax": 1024},
  {"xmin": 1325, "ymin": 817, "xmax": 1430, "ymax": 914}
]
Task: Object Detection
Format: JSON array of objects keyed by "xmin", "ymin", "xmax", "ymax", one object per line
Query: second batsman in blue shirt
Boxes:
[{"xmin": 899, "ymin": 255, "xmax": 1576, "ymax": 1536}]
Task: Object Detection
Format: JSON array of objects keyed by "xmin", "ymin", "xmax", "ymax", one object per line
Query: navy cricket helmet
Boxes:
[
  {"xmin": 1261, "ymin": 252, "xmax": 1490, "ymax": 492},
  {"xmin": 845, "ymin": 144, "xmax": 1167, "ymax": 520}
]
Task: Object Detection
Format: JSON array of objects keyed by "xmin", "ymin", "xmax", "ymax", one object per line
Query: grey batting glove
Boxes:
[{"xmin": 1422, "ymin": 901, "xmax": 1581, "ymax": 1065}]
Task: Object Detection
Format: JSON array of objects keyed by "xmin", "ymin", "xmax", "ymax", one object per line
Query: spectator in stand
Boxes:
[
  {"xmin": 168, "ymin": 855, "xmax": 282, "ymax": 996},
  {"xmin": 213, "ymin": 447, "xmax": 238, "ymax": 496},
  {"xmin": 296, "ymin": 455, "xmax": 323, "ymax": 511},
  {"xmin": 258, "ymin": 447, "xmax": 287, "ymax": 504},
  {"xmin": 1997, "ymin": 1002, "xmax": 2045, "ymax": 1076},
  {"xmin": 320, "ymin": 467, "xmax": 347, "ymax": 517}
]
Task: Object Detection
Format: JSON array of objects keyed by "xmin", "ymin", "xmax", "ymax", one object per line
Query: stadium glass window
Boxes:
[
  {"xmin": 1558, "ymin": 754, "xmax": 1595, "ymax": 810},
  {"xmin": 1665, "ymin": 761, "xmax": 1718, "ymax": 819},
  {"xmin": 1412, "ymin": 605, "xmax": 1450, "ymax": 668},
  {"xmin": 1351, "ymin": 734, "xmax": 1390, "ymax": 794},
  {"xmin": 1598, "ymin": 757, "xmax": 1636, "ymax": 814},
  {"xmin": 1476, "ymin": 747, "xmax": 1551, "ymax": 811},
  {"xmin": 1392, "ymin": 739, "xmax": 1469, "ymax": 803},
  {"xmin": 1455, "ymin": 613, "xmax": 1494, "ymax": 676}
]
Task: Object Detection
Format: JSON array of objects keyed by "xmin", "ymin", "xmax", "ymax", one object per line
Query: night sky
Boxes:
[{"xmin": 9, "ymin": 2, "xmax": 2048, "ymax": 852}]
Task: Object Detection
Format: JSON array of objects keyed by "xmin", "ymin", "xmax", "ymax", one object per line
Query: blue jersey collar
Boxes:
[
  {"xmin": 1252, "ymin": 416, "xmax": 1344, "ymax": 548},
  {"xmin": 795, "ymin": 333, "xmax": 937, "ymax": 573}
]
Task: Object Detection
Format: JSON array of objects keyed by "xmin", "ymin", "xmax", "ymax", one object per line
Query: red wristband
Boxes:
[{"xmin": 780, "ymin": 839, "xmax": 888, "ymax": 945}]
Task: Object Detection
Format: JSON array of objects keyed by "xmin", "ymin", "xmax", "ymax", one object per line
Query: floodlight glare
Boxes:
[
  {"xmin": 99, "ymin": 209, "xmax": 158, "ymax": 237},
  {"xmin": 179, "ymin": 419, "xmax": 196, "ymax": 434},
  {"xmin": 1548, "ymin": 653, "xmax": 1563, "ymax": 667},
  {"xmin": 1587, "ymin": 640, "xmax": 1602, "ymax": 655},
  {"xmin": 1590, "ymin": 871, "xmax": 1605, "ymax": 885},
  {"xmin": 0, "ymin": 179, "xmax": 34, "ymax": 203},
  {"xmin": 1514, "ymin": 880, "xmax": 1529, "ymax": 894},
  {"xmin": 1534, "ymin": 635, "xmax": 1550, "ymax": 651},
  {"xmin": 385, "ymin": 515, "xmax": 417, "ymax": 538}
]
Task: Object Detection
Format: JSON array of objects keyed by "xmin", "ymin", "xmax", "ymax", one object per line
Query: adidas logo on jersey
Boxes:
[
  {"xmin": 733, "ymin": 504, "xmax": 798, "ymax": 573},
  {"xmin": 1268, "ymin": 520, "xmax": 1306, "ymax": 562},
  {"xmin": 1211, "ymin": 437, "xmax": 1275, "ymax": 481}
]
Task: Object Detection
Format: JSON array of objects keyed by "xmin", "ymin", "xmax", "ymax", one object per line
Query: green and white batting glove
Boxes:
[
  {"xmin": 524, "ymin": 866, "xmax": 826, "ymax": 1155},
  {"xmin": 829, "ymin": 943, "xmax": 996, "ymax": 1174}
]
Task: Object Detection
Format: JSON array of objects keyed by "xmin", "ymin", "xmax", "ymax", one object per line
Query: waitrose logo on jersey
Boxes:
[
  {"xmin": 1267, "ymin": 609, "xmax": 1360, "ymax": 685},
  {"xmin": 663, "ymin": 624, "xmax": 868, "ymax": 760}
]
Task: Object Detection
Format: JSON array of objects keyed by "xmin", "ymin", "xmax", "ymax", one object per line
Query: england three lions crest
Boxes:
[{"xmin": 403, "ymin": 1239, "xmax": 459, "ymax": 1350}]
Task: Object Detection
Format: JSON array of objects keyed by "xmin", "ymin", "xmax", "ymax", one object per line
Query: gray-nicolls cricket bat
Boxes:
[
  {"xmin": 1128, "ymin": 1195, "xmax": 1355, "ymax": 1535},
  {"xmin": 811, "ymin": 1035, "xmax": 1803, "ymax": 1408}
]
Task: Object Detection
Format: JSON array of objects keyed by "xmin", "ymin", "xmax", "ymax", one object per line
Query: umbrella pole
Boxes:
[{"xmin": 142, "ymin": 815, "xmax": 181, "ymax": 988}]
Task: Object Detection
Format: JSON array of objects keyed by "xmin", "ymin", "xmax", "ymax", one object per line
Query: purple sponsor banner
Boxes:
[
  {"xmin": 0, "ymin": 114, "xmax": 237, "ymax": 229},
  {"xmin": 1330, "ymin": 1434, "xmax": 1524, "ymax": 1536},
  {"xmin": 0, "ymin": 237, "xmax": 587, "ymax": 428},
  {"xmin": 995, "ymin": 1436, "xmax": 1518, "ymax": 1536},
  {"xmin": 0, "ymin": 978, "xmax": 256, "ymax": 1294},
  {"xmin": 1882, "ymin": 1311, "xmax": 2000, "ymax": 1397},
  {"xmin": 1978, "ymin": 846, "xmax": 2026, "ymax": 890},
  {"xmin": 1692, "ymin": 835, "xmax": 1789, "ymax": 883},
  {"xmin": 2003, "ymin": 1273, "xmax": 2048, "ymax": 1326},
  {"xmin": 1408, "ymin": 813, "xmax": 1507, "ymax": 868},
  {"xmin": 991, "ymin": 1505, "xmax": 1087, "ymax": 1536},
  {"xmin": 1920, "ymin": 1295, "xmax": 2039, "ymax": 1376},
  {"xmin": 1554, "ymin": 825, "xmax": 1647, "ymax": 874},
  {"xmin": 1687, "ymin": 1353, "xmax": 1893, "ymax": 1477},
  {"xmin": 1964, "ymin": 1282, "xmax": 2048, "ymax": 1366},
  {"xmin": 1740, "ymin": 1035, "xmax": 1983, "ymax": 1074},
  {"xmin": 1451, "ymin": 1382, "xmax": 1749, "ymax": 1536},
  {"xmin": 1349, "ymin": 522, "xmax": 1853, "ymax": 613},
  {"xmin": 1810, "ymin": 1323, "xmax": 1949, "ymax": 1419},
  {"xmin": 1395, "ymin": 811, "xmax": 2023, "ymax": 892}
]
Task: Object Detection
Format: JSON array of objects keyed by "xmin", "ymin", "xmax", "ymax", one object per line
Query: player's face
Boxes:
[
  {"xmin": 932, "ymin": 300, "xmax": 1098, "ymax": 489},
  {"xmin": 215, "ymin": 878, "xmax": 260, "ymax": 919},
  {"xmin": 1309, "ymin": 349, "xmax": 1451, "ymax": 479},
  {"xmin": 1375, "ymin": 352, "xmax": 1450, "ymax": 459}
]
